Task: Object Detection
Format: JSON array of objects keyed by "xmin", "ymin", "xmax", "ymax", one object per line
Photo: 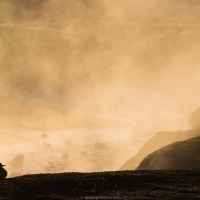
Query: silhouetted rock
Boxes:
[
  {"xmin": 121, "ymin": 128, "xmax": 200, "ymax": 170},
  {"xmin": 0, "ymin": 163, "xmax": 7, "ymax": 180},
  {"xmin": 122, "ymin": 107, "xmax": 200, "ymax": 170},
  {"xmin": 137, "ymin": 136, "xmax": 200, "ymax": 170}
]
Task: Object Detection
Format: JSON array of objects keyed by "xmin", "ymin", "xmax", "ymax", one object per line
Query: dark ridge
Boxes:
[
  {"xmin": 121, "ymin": 128, "xmax": 200, "ymax": 170},
  {"xmin": 1, "ymin": 170, "xmax": 200, "ymax": 199},
  {"xmin": 137, "ymin": 136, "xmax": 200, "ymax": 170}
]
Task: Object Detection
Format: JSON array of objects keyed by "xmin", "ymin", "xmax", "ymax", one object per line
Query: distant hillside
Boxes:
[
  {"xmin": 121, "ymin": 128, "xmax": 200, "ymax": 170},
  {"xmin": 137, "ymin": 136, "xmax": 200, "ymax": 170},
  {"xmin": 1, "ymin": 171, "xmax": 200, "ymax": 199},
  {"xmin": 121, "ymin": 107, "xmax": 200, "ymax": 170}
]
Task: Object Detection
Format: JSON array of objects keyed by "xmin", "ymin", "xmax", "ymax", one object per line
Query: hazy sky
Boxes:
[{"xmin": 1, "ymin": 0, "xmax": 200, "ymax": 175}]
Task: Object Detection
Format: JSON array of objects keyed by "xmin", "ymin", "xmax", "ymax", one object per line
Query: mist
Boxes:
[{"xmin": 1, "ymin": 0, "xmax": 200, "ymax": 176}]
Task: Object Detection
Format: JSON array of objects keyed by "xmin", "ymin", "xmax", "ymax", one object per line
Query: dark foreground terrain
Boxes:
[{"xmin": 1, "ymin": 171, "xmax": 200, "ymax": 200}]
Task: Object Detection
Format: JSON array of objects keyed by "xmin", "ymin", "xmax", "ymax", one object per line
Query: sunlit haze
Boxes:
[{"xmin": 1, "ymin": 0, "xmax": 200, "ymax": 177}]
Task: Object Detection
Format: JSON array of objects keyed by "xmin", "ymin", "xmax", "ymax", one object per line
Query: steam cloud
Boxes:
[{"xmin": 1, "ymin": 0, "xmax": 200, "ymax": 176}]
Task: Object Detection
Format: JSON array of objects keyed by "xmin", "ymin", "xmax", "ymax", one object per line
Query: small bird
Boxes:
[{"xmin": 0, "ymin": 163, "xmax": 7, "ymax": 180}]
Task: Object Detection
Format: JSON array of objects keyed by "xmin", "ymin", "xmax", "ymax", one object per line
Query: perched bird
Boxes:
[{"xmin": 0, "ymin": 163, "xmax": 7, "ymax": 180}]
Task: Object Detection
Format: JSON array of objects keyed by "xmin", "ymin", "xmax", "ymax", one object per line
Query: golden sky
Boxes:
[{"xmin": 1, "ymin": 0, "xmax": 200, "ymax": 176}]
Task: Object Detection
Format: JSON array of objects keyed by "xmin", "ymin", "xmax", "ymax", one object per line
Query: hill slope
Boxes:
[
  {"xmin": 137, "ymin": 136, "xmax": 200, "ymax": 170},
  {"xmin": 121, "ymin": 128, "xmax": 200, "ymax": 170},
  {"xmin": 1, "ymin": 171, "xmax": 200, "ymax": 199}
]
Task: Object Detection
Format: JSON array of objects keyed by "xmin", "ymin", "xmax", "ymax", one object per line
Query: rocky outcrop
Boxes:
[
  {"xmin": 137, "ymin": 136, "xmax": 200, "ymax": 170},
  {"xmin": 121, "ymin": 129, "xmax": 200, "ymax": 170},
  {"xmin": 121, "ymin": 107, "xmax": 200, "ymax": 170}
]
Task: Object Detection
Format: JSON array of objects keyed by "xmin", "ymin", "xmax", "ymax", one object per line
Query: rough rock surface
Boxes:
[
  {"xmin": 121, "ymin": 129, "xmax": 200, "ymax": 170},
  {"xmin": 137, "ymin": 136, "xmax": 200, "ymax": 170}
]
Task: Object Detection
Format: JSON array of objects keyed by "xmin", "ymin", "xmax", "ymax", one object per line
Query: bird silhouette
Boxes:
[{"xmin": 0, "ymin": 163, "xmax": 7, "ymax": 180}]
